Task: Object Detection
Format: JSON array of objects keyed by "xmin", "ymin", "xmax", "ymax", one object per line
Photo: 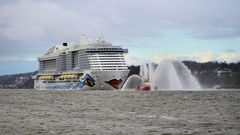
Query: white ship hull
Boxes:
[
  {"xmin": 35, "ymin": 36, "xmax": 129, "ymax": 90},
  {"xmin": 34, "ymin": 70, "xmax": 129, "ymax": 90}
]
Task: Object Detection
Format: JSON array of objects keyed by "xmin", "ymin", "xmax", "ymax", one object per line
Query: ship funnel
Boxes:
[
  {"xmin": 80, "ymin": 34, "xmax": 90, "ymax": 45},
  {"xmin": 97, "ymin": 34, "xmax": 105, "ymax": 43},
  {"xmin": 63, "ymin": 43, "xmax": 67, "ymax": 46}
]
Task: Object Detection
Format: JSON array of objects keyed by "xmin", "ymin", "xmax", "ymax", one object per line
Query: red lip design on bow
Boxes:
[{"xmin": 105, "ymin": 79, "xmax": 123, "ymax": 89}]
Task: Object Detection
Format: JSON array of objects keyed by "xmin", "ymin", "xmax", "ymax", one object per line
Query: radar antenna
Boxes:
[{"xmin": 97, "ymin": 34, "xmax": 105, "ymax": 43}]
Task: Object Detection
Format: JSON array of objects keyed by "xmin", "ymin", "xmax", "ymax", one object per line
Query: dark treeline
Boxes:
[
  {"xmin": 0, "ymin": 71, "xmax": 37, "ymax": 89},
  {"xmin": 183, "ymin": 61, "xmax": 240, "ymax": 88},
  {"xmin": 183, "ymin": 61, "xmax": 240, "ymax": 72}
]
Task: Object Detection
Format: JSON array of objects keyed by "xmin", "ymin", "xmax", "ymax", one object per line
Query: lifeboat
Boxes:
[
  {"xmin": 39, "ymin": 75, "xmax": 54, "ymax": 80},
  {"xmin": 59, "ymin": 74, "xmax": 78, "ymax": 79}
]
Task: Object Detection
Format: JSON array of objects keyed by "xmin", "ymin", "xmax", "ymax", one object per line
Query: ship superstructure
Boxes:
[{"xmin": 34, "ymin": 35, "xmax": 129, "ymax": 90}]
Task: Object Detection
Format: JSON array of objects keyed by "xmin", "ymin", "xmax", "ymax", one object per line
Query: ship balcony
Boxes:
[{"xmin": 85, "ymin": 48, "xmax": 128, "ymax": 53}]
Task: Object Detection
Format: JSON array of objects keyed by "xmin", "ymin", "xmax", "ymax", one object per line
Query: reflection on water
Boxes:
[{"xmin": 0, "ymin": 89, "xmax": 239, "ymax": 134}]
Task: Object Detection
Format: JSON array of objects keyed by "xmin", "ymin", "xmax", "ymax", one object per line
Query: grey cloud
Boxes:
[
  {"xmin": 1, "ymin": 0, "xmax": 240, "ymax": 41},
  {"xmin": 0, "ymin": 0, "xmax": 106, "ymax": 41},
  {"xmin": 0, "ymin": 0, "xmax": 240, "ymax": 60}
]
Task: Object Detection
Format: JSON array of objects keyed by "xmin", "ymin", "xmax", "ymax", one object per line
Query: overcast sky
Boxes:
[{"xmin": 0, "ymin": 0, "xmax": 240, "ymax": 75}]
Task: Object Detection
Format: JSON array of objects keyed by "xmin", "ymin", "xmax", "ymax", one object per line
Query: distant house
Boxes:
[
  {"xmin": 7, "ymin": 84, "xmax": 16, "ymax": 88},
  {"xmin": 215, "ymin": 68, "xmax": 233, "ymax": 77},
  {"xmin": 15, "ymin": 76, "xmax": 29, "ymax": 85}
]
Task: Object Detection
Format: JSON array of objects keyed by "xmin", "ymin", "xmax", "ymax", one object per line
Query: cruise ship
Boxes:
[{"xmin": 34, "ymin": 35, "xmax": 129, "ymax": 90}]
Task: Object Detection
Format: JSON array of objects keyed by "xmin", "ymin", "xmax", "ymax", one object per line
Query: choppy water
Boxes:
[{"xmin": 0, "ymin": 89, "xmax": 239, "ymax": 135}]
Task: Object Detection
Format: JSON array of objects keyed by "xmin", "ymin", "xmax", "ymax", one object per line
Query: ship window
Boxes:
[
  {"xmin": 42, "ymin": 59, "xmax": 56, "ymax": 70},
  {"xmin": 72, "ymin": 51, "xmax": 78, "ymax": 68}
]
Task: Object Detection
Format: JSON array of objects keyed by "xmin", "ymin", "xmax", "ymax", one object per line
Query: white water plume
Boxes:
[{"xmin": 122, "ymin": 60, "xmax": 201, "ymax": 90}]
